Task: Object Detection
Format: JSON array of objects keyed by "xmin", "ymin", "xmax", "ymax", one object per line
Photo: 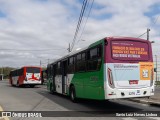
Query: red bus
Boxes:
[{"xmin": 9, "ymin": 66, "xmax": 42, "ymax": 87}]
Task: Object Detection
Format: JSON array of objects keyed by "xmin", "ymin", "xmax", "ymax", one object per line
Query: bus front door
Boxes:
[
  {"xmin": 52, "ymin": 64, "xmax": 56, "ymax": 92},
  {"xmin": 62, "ymin": 60, "xmax": 67, "ymax": 94}
]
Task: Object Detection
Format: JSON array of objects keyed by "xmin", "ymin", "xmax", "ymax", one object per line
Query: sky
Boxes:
[{"xmin": 0, "ymin": 0, "xmax": 160, "ymax": 68}]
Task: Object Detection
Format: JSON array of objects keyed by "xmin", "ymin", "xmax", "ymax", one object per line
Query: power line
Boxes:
[
  {"xmin": 153, "ymin": 15, "xmax": 159, "ymax": 26},
  {"xmin": 77, "ymin": 0, "xmax": 94, "ymax": 44},
  {"xmin": 137, "ymin": 15, "xmax": 159, "ymax": 38},
  {"xmin": 70, "ymin": 0, "xmax": 87, "ymax": 51},
  {"xmin": 70, "ymin": 0, "xmax": 88, "ymax": 51},
  {"xmin": 137, "ymin": 31, "xmax": 147, "ymax": 38}
]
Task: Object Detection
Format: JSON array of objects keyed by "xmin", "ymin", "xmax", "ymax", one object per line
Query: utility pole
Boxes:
[
  {"xmin": 2, "ymin": 67, "xmax": 3, "ymax": 80},
  {"xmin": 48, "ymin": 59, "xmax": 50, "ymax": 64},
  {"xmin": 1, "ymin": 67, "xmax": 3, "ymax": 80},
  {"xmin": 68, "ymin": 43, "xmax": 71, "ymax": 53},
  {"xmin": 40, "ymin": 60, "xmax": 41, "ymax": 67},
  {"xmin": 155, "ymin": 55, "xmax": 158, "ymax": 84},
  {"xmin": 147, "ymin": 28, "xmax": 150, "ymax": 41}
]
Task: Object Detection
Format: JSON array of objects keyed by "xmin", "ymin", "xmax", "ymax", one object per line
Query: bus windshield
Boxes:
[
  {"xmin": 26, "ymin": 67, "xmax": 40, "ymax": 73},
  {"xmin": 111, "ymin": 40, "xmax": 149, "ymax": 61}
]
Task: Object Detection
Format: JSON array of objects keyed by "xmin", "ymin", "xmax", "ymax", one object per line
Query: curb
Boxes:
[{"xmin": 129, "ymin": 99, "xmax": 160, "ymax": 107}]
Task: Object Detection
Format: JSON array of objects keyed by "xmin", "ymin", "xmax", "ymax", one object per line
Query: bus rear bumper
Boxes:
[
  {"xmin": 23, "ymin": 80, "xmax": 41, "ymax": 85},
  {"xmin": 105, "ymin": 87, "xmax": 154, "ymax": 100}
]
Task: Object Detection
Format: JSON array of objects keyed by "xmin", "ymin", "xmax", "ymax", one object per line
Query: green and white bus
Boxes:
[{"xmin": 46, "ymin": 37, "xmax": 154, "ymax": 102}]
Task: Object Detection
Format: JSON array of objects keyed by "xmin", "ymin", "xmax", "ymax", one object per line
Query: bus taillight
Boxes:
[{"xmin": 108, "ymin": 68, "xmax": 114, "ymax": 88}]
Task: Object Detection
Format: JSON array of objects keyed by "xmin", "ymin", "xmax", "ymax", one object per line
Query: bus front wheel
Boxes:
[{"xmin": 70, "ymin": 86, "xmax": 77, "ymax": 102}]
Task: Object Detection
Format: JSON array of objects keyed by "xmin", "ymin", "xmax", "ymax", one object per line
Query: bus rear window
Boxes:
[
  {"xmin": 111, "ymin": 40, "xmax": 149, "ymax": 61},
  {"xmin": 26, "ymin": 67, "xmax": 40, "ymax": 73}
]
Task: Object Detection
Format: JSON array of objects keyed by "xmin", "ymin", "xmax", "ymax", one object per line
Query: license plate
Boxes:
[{"xmin": 129, "ymin": 80, "xmax": 138, "ymax": 85}]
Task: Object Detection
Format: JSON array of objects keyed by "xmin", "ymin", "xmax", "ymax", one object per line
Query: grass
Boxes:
[{"xmin": 155, "ymin": 81, "xmax": 160, "ymax": 86}]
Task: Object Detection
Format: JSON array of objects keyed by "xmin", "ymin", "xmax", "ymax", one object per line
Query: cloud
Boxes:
[{"xmin": 0, "ymin": 0, "xmax": 160, "ymax": 67}]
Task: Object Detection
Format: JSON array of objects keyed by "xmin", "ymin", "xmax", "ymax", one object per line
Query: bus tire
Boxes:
[{"xmin": 70, "ymin": 86, "xmax": 77, "ymax": 102}]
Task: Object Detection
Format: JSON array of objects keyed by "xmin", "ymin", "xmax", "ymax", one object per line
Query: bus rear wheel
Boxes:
[{"xmin": 70, "ymin": 86, "xmax": 77, "ymax": 102}]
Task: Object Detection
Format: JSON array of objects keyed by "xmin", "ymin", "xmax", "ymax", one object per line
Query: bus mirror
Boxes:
[{"xmin": 154, "ymin": 68, "xmax": 157, "ymax": 72}]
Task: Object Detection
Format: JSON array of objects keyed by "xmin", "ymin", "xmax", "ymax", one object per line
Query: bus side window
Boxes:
[
  {"xmin": 90, "ymin": 48, "xmax": 98, "ymax": 59},
  {"xmin": 19, "ymin": 68, "xmax": 23, "ymax": 76},
  {"xmin": 68, "ymin": 56, "xmax": 75, "ymax": 74},
  {"xmin": 46, "ymin": 69, "xmax": 48, "ymax": 78},
  {"xmin": 15, "ymin": 70, "xmax": 18, "ymax": 76},
  {"xmin": 51, "ymin": 65, "xmax": 53, "ymax": 76},
  {"xmin": 53, "ymin": 64, "xmax": 56, "ymax": 77},
  {"xmin": 76, "ymin": 52, "xmax": 86, "ymax": 72},
  {"xmin": 55, "ymin": 65, "xmax": 57, "ymax": 76},
  {"xmin": 76, "ymin": 54, "xmax": 82, "ymax": 72},
  {"xmin": 47, "ymin": 65, "xmax": 51, "ymax": 78},
  {"xmin": 17, "ymin": 69, "xmax": 20, "ymax": 76},
  {"xmin": 81, "ymin": 52, "xmax": 86, "ymax": 71},
  {"xmin": 56, "ymin": 62, "xmax": 61, "ymax": 75},
  {"xmin": 49, "ymin": 66, "xmax": 51, "ymax": 76},
  {"xmin": 98, "ymin": 45, "xmax": 102, "ymax": 58},
  {"xmin": 47, "ymin": 65, "xmax": 50, "ymax": 77},
  {"xmin": 87, "ymin": 45, "xmax": 102, "ymax": 71}
]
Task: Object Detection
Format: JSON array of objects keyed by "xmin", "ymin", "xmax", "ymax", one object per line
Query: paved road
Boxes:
[
  {"xmin": 0, "ymin": 80, "xmax": 160, "ymax": 120},
  {"xmin": 155, "ymin": 86, "xmax": 160, "ymax": 92}
]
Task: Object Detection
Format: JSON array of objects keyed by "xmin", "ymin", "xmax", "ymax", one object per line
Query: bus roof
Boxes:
[
  {"xmin": 106, "ymin": 36, "xmax": 152, "ymax": 43},
  {"xmin": 10, "ymin": 66, "xmax": 41, "ymax": 71},
  {"xmin": 22, "ymin": 66, "xmax": 41, "ymax": 68}
]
